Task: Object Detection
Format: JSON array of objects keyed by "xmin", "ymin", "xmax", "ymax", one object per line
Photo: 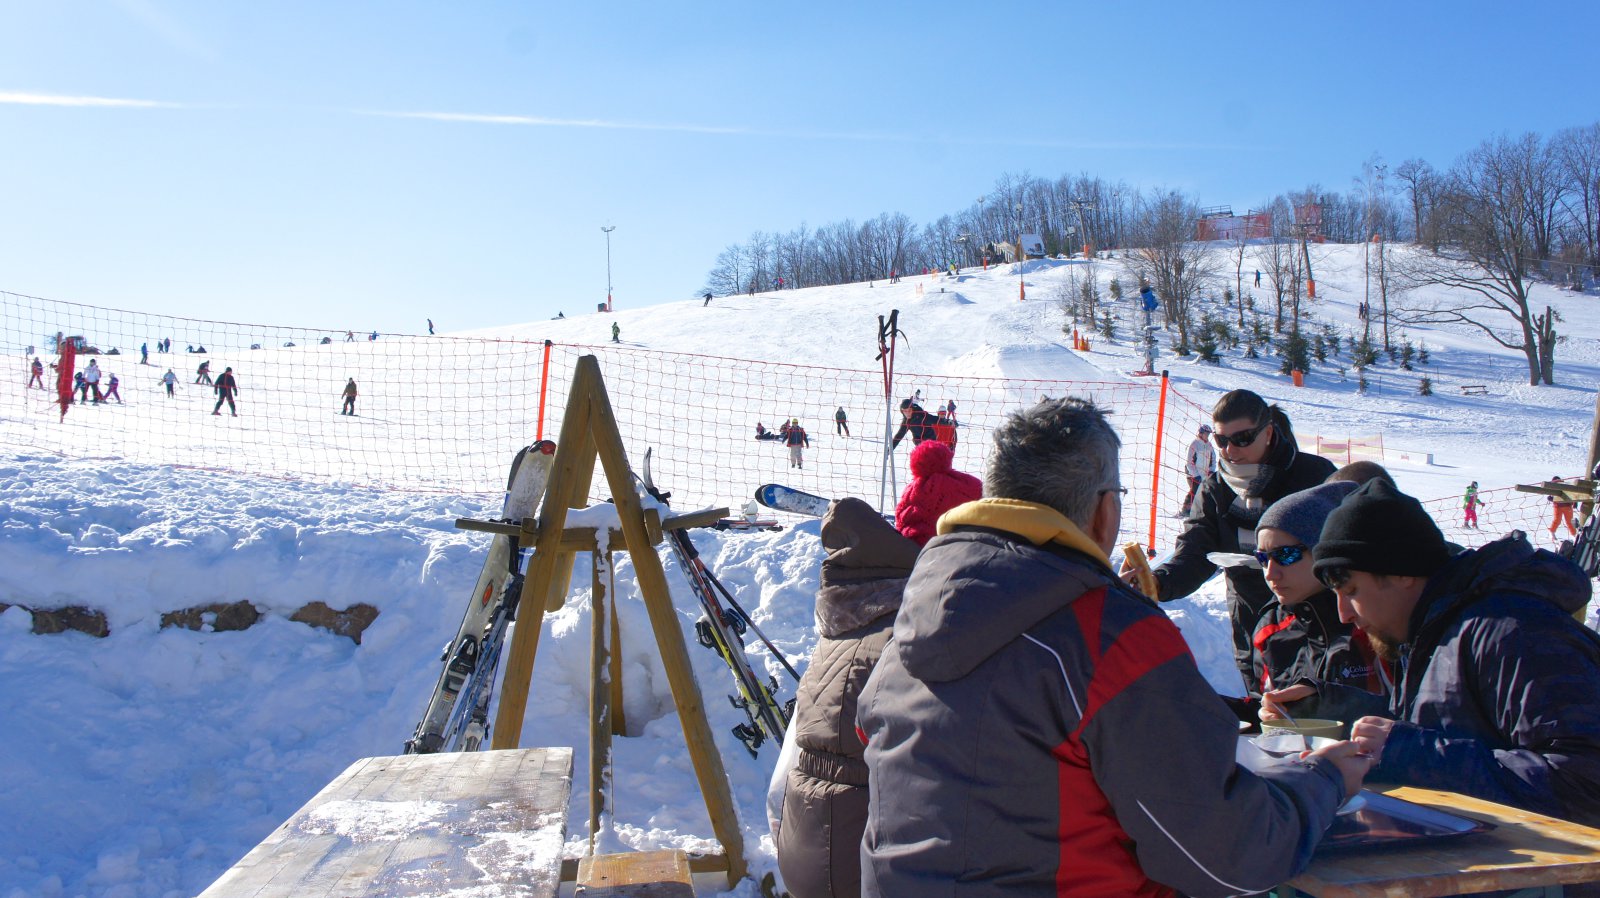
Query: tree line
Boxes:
[{"xmin": 700, "ymin": 121, "xmax": 1599, "ymax": 387}]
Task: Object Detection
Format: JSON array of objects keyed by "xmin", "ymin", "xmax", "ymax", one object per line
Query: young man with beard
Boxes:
[{"xmin": 1266, "ymin": 478, "xmax": 1600, "ymax": 825}]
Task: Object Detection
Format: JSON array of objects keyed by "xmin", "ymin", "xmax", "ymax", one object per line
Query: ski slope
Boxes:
[{"xmin": 2, "ymin": 243, "xmax": 1598, "ymax": 897}]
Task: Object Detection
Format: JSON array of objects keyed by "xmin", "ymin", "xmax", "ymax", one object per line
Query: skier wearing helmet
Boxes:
[{"xmin": 1182, "ymin": 423, "xmax": 1217, "ymax": 517}]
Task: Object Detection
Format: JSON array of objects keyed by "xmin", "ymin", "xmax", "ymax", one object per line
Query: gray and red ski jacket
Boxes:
[{"xmin": 858, "ymin": 499, "xmax": 1344, "ymax": 897}]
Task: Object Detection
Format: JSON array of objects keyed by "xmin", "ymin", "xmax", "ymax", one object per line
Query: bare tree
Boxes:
[
  {"xmin": 1399, "ymin": 135, "xmax": 1553, "ymax": 385},
  {"xmin": 1395, "ymin": 158, "xmax": 1439, "ymax": 247},
  {"xmin": 1555, "ymin": 123, "xmax": 1600, "ymax": 268},
  {"xmin": 1124, "ymin": 190, "xmax": 1217, "ymax": 352}
]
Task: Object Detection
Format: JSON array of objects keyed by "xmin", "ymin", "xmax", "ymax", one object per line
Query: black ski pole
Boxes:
[{"xmin": 701, "ymin": 565, "xmax": 800, "ymax": 682}]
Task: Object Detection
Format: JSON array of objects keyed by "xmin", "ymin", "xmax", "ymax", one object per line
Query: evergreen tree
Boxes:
[
  {"xmin": 1277, "ymin": 329, "xmax": 1311, "ymax": 375},
  {"xmin": 1100, "ymin": 309, "xmax": 1117, "ymax": 342},
  {"xmin": 1400, "ymin": 335, "xmax": 1415, "ymax": 371},
  {"xmin": 1419, "ymin": 376, "xmax": 1433, "ymax": 396},
  {"xmin": 1312, "ymin": 334, "xmax": 1327, "ymax": 363},
  {"xmin": 1418, "ymin": 341, "xmax": 1430, "ymax": 365}
]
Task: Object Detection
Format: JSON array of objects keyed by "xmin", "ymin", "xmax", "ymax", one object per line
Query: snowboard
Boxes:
[
  {"xmin": 405, "ymin": 438, "xmax": 557, "ymax": 754},
  {"xmin": 755, "ymin": 483, "xmax": 832, "ymax": 517}
]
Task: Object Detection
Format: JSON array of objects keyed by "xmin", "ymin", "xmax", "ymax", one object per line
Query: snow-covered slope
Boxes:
[{"xmin": 2, "ymin": 243, "xmax": 1596, "ymax": 897}]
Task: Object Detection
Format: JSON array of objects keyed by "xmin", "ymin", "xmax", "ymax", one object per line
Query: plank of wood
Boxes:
[
  {"xmin": 198, "ymin": 748, "xmax": 573, "ymax": 898},
  {"xmin": 575, "ymin": 849, "xmax": 694, "ymax": 897},
  {"xmin": 1288, "ymin": 785, "xmax": 1600, "ymax": 897}
]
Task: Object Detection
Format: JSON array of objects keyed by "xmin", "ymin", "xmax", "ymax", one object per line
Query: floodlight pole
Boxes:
[
  {"xmin": 602, "ymin": 225, "xmax": 617, "ymax": 312},
  {"xmin": 1015, "ymin": 202, "xmax": 1025, "ymax": 301}
]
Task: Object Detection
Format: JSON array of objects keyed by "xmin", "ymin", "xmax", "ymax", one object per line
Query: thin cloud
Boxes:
[
  {"xmin": 363, "ymin": 109, "xmax": 750, "ymax": 135},
  {"xmin": 0, "ymin": 90, "xmax": 183, "ymax": 109},
  {"xmin": 364, "ymin": 107, "xmax": 1266, "ymax": 152}
]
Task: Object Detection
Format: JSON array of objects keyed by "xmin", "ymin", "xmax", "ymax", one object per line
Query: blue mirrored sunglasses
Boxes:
[{"xmin": 1254, "ymin": 544, "xmax": 1308, "ymax": 566}]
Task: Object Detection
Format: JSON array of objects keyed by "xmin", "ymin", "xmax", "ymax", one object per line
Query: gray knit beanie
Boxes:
[{"xmin": 1257, "ymin": 481, "xmax": 1359, "ymax": 549}]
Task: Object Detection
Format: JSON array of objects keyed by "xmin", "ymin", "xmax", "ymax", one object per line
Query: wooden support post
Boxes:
[
  {"xmin": 589, "ymin": 550, "xmax": 616, "ymax": 853},
  {"xmin": 489, "ymin": 355, "xmax": 749, "ymax": 886},
  {"xmin": 610, "ymin": 593, "xmax": 627, "ymax": 737},
  {"xmin": 493, "ymin": 365, "xmax": 598, "ymax": 750},
  {"xmin": 579, "ymin": 358, "xmax": 748, "ymax": 886}
]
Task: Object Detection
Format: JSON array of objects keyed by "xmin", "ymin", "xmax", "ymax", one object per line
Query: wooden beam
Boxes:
[
  {"xmin": 455, "ymin": 508, "xmax": 729, "ymax": 547},
  {"xmin": 492, "ymin": 364, "xmax": 597, "ymax": 750},
  {"xmin": 589, "ymin": 551, "xmax": 615, "ymax": 853},
  {"xmin": 577, "ymin": 356, "xmax": 748, "ymax": 886}
]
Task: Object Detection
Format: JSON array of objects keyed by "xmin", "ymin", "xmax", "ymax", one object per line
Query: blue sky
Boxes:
[{"xmin": 2, "ymin": 0, "xmax": 1595, "ymax": 335}]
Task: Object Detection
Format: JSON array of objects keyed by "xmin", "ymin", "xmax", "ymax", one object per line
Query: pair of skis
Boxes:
[
  {"xmin": 641, "ymin": 452, "xmax": 797, "ymax": 757},
  {"xmin": 404, "ymin": 439, "xmax": 557, "ymax": 754}
]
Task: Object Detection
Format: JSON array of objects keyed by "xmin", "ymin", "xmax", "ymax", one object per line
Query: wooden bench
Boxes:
[
  {"xmin": 198, "ymin": 747, "xmax": 572, "ymax": 898},
  {"xmin": 575, "ymin": 849, "xmax": 695, "ymax": 897},
  {"xmin": 1461, "ymin": 384, "xmax": 1489, "ymax": 395}
]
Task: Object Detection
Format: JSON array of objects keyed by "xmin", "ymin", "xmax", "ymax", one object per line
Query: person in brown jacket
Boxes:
[{"xmin": 775, "ymin": 476, "xmax": 978, "ymax": 898}]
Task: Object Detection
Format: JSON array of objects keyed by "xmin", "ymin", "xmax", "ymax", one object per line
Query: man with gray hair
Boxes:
[{"xmin": 858, "ymin": 397, "xmax": 1369, "ymax": 897}]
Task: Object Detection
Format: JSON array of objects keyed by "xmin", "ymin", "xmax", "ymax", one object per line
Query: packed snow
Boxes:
[{"xmin": 2, "ymin": 243, "xmax": 1598, "ymax": 897}]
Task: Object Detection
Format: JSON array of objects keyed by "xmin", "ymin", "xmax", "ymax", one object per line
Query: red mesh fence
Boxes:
[{"xmin": 0, "ymin": 289, "xmax": 1567, "ymax": 551}]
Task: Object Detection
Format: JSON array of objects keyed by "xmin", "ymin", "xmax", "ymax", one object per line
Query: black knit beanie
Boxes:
[{"xmin": 1313, "ymin": 478, "xmax": 1450, "ymax": 578}]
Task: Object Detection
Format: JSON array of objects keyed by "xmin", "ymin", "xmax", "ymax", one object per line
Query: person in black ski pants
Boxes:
[{"xmin": 212, "ymin": 367, "xmax": 239, "ymax": 416}]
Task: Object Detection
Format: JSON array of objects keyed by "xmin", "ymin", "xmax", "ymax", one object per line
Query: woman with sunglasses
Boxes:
[
  {"xmin": 1248, "ymin": 482, "xmax": 1387, "ymax": 704},
  {"xmin": 1124, "ymin": 389, "xmax": 1335, "ymax": 710}
]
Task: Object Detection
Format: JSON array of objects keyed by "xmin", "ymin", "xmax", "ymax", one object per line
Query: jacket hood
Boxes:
[
  {"xmin": 1418, "ymin": 531, "xmax": 1592, "ymax": 633},
  {"xmin": 817, "ymin": 497, "xmax": 919, "ymax": 638},
  {"xmin": 899, "ymin": 499, "xmax": 1116, "ymax": 682}
]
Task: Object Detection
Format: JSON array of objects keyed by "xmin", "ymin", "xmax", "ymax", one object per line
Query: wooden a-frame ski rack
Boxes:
[{"xmin": 486, "ymin": 354, "xmax": 747, "ymax": 887}]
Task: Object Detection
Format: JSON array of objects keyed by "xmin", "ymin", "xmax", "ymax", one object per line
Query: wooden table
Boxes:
[
  {"xmin": 1278, "ymin": 785, "xmax": 1600, "ymax": 897},
  {"xmin": 199, "ymin": 747, "xmax": 573, "ymax": 898}
]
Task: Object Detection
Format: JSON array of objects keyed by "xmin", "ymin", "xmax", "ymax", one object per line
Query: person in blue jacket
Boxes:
[{"xmin": 1267, "ymin": 478, "xmax": 1600, "ymax": 825}]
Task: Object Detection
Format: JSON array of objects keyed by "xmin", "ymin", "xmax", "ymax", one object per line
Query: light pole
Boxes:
[
  {"xmin": 1015, "ymin": 202, "xmax": 1026, "ymax": 300},
  {"xmin": 1071, "ymin": 199, "xmax": 1096, "ymax": 258},
  {"xmin": 601, "ymin": 225, "xmax": 616, "ymax": 312}
]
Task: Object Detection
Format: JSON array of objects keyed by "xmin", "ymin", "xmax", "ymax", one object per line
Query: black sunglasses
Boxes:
[
  {"xmin": 1211, "ymin": 420, "xmax": 1270, "ymax": 449},
  {"xmin": 1254, "ymin": 545, "xmax": 1308, "ymax": 566},
  {"xmin": 1316, "ymin": 565, "xmax": 1352, "ymax": 590}
]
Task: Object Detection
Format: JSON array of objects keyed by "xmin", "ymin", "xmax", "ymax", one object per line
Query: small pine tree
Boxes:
[
  {"xmin": 1100, "ymin": 309, "xmax": 1116, "ymax": 342},
  {"xmin": 1419, "ymin": 376, "xmax": 1433, "ymax": 396},
  {"xmin": 1312, "ymin": 334, "xmax": 1327, "ymax": 363},
  {"xmin": 1323, "ymin": 323, "xmax": 1341, "ymax": 357},
  {"xmin": 1400, "ymin": 336, "xmax": 1415, "ymax": 371},
  {"xmin": 1196, "ymin": 313, "xmax": 1221, "ymax": 364},
  {"xmin": 1108, "ymin": 278, "xmax": 1123, "ymax": 303},
  {"xmin": 1418, "ymin": 342, "xmax": 1430, "ymax": 365},
  {"xmin": 1277, "ymin": 329, "xmax": 1311, "ymax": 375},
  {"xmin": 1357, "ymin": 368, "xmax": 1369, "ymax": 393},
  {"xmin": 1352, "ymin": 333, "xmax": 1379, "ymax": 368}
]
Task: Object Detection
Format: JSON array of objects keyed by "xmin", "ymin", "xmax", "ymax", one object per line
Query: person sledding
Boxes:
[{"xmin": 755, "ymin": 421, "xmax": 782, "ymax": 441}]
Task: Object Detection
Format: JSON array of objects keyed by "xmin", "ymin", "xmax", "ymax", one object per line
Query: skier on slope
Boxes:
[
  {"xmin": 784, "ymin": 418, "xmax": 810, "ymax": 469},
  {"xmin": 889, "ymin": 399, "xmax": 939, "ymax": 450},
  {"xmin": 212, "ymin": 367, "xmax": 239, "ymax": 416},
  {"xmin": 161, "ymin": 369, "xmax": 177, "ymax": 398},
  {"xmin": 103, "ymin": 373, "xmax": 122, "ymax": 404},
  {"xmin": 1463, "ymin": 481, "xmax": 1485, "ymax": 529},
  {"xmin": 73, "ymin": 370, "xmax": 89, "ymax": 404},
  {"xmin": 83, "ymin": 359, "xmax": 104, "ymax": 403},
  {"xmin": 341, "ymin": 378, "xmax": 359, "ymax": 416},
  {"xmin": 195, "ymin": 360, "xmax": 212, "ymax": 385},
  {"xmin": 611, "ymin": 322, "xmax": 621, "ymax": 343},
  {"xmin": 835, "ymin": 406, "xmax": 849, "ymax": 436},
  {"xmin": 1549, "ymin": 476, "xmax": 1578, "ymax": 541},
  {"xmin": 1181, "ymin": 423, "xmax": 1217, "ymax": 517},
  {"xmin": 28, "ymin": 357, "xmax": 44, "ymax": 389}
]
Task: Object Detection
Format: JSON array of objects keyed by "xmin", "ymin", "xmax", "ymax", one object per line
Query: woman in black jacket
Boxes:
[{"xmin": 1128, "ymin": 389, "xmax": 1334, "ymax": 701}]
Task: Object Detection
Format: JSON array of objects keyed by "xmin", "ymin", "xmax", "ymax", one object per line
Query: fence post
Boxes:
[
  {"xmin": 1148, "ymin": 370, "xmax": 1169, "ymax": 551},
  {"xmin": 535, "ymin": 340, "xmax": 553, "ymax": 441}
]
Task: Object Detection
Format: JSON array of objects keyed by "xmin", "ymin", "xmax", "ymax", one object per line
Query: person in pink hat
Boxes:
[{"xmin": 895, "ymin": 440, "xmax": 982, "ymax": 546}]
